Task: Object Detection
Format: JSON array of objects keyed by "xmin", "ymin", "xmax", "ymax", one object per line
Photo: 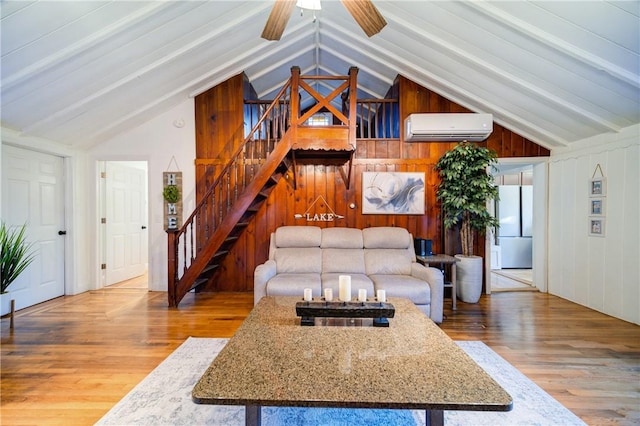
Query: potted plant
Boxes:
[
  {"xmin": 435, "ymin": 141, "xmax": 499, "ymax": 303},
  {"xmin": 1, "ymin": 222, "xmax": 36, "ymax": 315}
]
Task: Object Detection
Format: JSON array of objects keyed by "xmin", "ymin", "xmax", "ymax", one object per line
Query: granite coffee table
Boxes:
[{"xmin": 193, "ymin": 296, "xmax": 512, "ymax": 426}]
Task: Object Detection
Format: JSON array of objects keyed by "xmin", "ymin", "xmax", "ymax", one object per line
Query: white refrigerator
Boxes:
[{"xmin": 496, "ymin": 185, "xmax": 532, "ymax": 269}]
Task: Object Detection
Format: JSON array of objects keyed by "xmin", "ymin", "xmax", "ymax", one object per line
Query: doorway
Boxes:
[
  {"xmin": 98, "ymin": 161, "xmax": 149, "ymax": 289},
  {"xmin": 486, "ymin": 158, "xmax": 548, "ymax": 293}
]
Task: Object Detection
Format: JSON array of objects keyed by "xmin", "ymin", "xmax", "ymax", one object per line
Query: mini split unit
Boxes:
[{"xmin": 404, "ymin": 113, "xmax": 493, "ymax": 142}]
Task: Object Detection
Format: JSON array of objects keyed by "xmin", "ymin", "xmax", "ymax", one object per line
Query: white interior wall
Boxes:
[
  {"xmin": 548, "ymin": 124, "xmax": 640, "ymax": 325},
  {"xmin": 88, "ymin": 99, "xmax": 196, "ymax": 292},
  {"xmin": 532, "ymin": 161, "xmax": 548, "ymax": 293}
]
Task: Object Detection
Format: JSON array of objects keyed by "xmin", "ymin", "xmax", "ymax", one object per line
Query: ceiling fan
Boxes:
[{"xmin": 261, "ymin": 0, "xmax": 387, "ymax": 41}]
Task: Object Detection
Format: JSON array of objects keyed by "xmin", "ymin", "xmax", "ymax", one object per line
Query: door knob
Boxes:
[
  {"xmin": 141, "ymin": 226, "xmax": 147, "ymax": 230},
  {"xmin": 58, "ymin": 230, "xmax": 67, "ymax": 235}
]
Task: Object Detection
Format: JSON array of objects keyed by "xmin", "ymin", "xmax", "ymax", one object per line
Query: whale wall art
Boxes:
[{"xmin": 362, "ymin": 172, "xmax": 425, "ymax": 215}]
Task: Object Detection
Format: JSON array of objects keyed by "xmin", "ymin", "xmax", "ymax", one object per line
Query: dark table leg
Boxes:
[
  {"xmin": 425, "ymin": 409, "xmax": 444, "ymax": 426},
  {"xmin": 246, "ymin": 405, "xmax": 261, "ymax": 426}
]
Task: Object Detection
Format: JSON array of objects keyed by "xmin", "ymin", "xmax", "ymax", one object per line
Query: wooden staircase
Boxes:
[{"xmin": 167, "ymin": 66, "xmax": 358, "ymax": 307}]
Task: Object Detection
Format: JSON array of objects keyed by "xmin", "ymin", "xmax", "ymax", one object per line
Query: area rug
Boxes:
[{"xmin": 96, "ymin": 337, "xmax": 586, "ymax": 426}]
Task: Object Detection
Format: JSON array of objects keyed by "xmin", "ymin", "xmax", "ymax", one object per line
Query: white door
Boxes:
[
  {"xmin": 105, "ymin": 162, "xmax": 147, "ymax": 285},
  {"xmin": 1, "ymin": 145, "xmax": 65, "ymax": 309}
]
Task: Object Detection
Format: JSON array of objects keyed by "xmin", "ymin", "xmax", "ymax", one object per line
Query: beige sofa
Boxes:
[{"xmin": 254, "ymin": 226, "xmax": 444, "ymax": 323}]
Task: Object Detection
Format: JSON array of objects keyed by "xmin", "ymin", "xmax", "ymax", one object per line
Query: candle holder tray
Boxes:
[{"xmin": 295, "ymin": 300, "xmax": 395, "ymax": 327}]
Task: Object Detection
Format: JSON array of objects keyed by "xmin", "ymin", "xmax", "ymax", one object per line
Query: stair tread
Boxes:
[{"xmin": 202, "ymin": 264, "xmax": 219, "ymax": 273}]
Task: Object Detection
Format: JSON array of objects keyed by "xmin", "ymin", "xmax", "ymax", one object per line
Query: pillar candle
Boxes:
[
  {"xmin": 303, "ymin": 288, "xmax": 313, "ymax": 302},
  {"xmin": 358, "ymin": 289, "xmax": 367, "ymax": 302},
  {"xmin": 376, "ymin": 289, "xmax": 386, "ymax": 302},
  {"xmin": 324, "ymin": 288, "xmax": 333, "ymax": 302},
  {"xmin": 338, "ymin": 275, "xmax": 351, "ymax": 302}
]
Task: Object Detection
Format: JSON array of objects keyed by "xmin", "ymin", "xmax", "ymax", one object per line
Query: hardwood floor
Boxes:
[{"xmin": 1, "ymin": 289, "xmax": 638, "ymax": 425}]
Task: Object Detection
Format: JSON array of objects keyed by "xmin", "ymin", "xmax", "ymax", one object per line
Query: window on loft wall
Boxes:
[{"xmin": 306, "ymin": 113, "xmax": 331, "ymax": 126}]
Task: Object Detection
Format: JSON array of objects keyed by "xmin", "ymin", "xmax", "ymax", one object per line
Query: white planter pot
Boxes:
[
  {"xmin": 1, "ymin": 293, "xmax": 13, "ymax": 316},
  {"xmin": 455, "ymin": 255, "xmax": 483, "ymax": 303}
]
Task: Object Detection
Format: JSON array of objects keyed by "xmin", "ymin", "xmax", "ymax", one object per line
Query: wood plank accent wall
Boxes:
[
  {"xmin": 194, "ymin": 73, "xmax": 256, "ymax": 201},
  {"xmin": 195, "ymin": 73, "xmax": 550, "ymax": 292}
]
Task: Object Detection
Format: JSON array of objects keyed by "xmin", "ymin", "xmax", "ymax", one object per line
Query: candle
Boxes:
[
  {"xmin": 303, "ymin": 288, "xmax": 313, "ymax": 302},
  {"xmin": 376, "ymin": 289, "xmax": 386, "ymax": 302},
  {"xmin": 358, "ymin": 289, "xmax": 367, "ymax": 302},
  {"xmin": 324, "ymin": 288, "xmax": 333, "ymax": 302},
  {"xmin": 338, "ymin": 275, "xmax": 351, "ymax": 302}
]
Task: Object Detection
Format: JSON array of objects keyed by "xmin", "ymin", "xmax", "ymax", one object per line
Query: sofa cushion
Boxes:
[
  {"xmin": 275, "ymin": 248, "xmax": 322, "ymax": 273},
  {"xmin": 369, "ymin": 275, "xmax": 431, "ymax": 305},
  {"xmin": 321, "ymin": 273, "xmax": 374, "ymax": 299},
  {"xmin": 363, "ymin": 227, "xmax": 410, "ymax": 249},
  {"xmin": 275, "ymin": 226, "xmax": 322, "ymax": 248},
  {"xmin": 267, "ymin": 273, "xmax": 322, "ymax": 298},
  {"xmin": 321, "ymin": 227, "xmax": 364, "ymax": 249},
  {"xmin": 323, "ymin": 249, "xmax": 366, "ymax": 274},
  {"xmin": 364, "ymin": 249, "xmax": 412, "ymax": 275}
]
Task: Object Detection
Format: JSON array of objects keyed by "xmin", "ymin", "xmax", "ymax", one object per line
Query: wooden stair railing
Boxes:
[
  {"xmin": 167, "ymin": 66, "xmax": 361, "ymax": 308},
  {"xmin": 167, "ymin": 78, "xmax": 295, "ymax": 307}
]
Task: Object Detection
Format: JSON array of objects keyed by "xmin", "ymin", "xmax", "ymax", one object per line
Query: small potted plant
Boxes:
[
  {"xmin": 435, "ymin": 141, "xmax": 499, "ymax": 303},
  {"xmin": 1, "ymin": 222, "xmax": 36, "ymax": 315}
]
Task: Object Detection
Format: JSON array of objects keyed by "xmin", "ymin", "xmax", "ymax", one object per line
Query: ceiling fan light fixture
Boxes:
[
  {"xmin": 296, "ymin": 0, "xmax": 321, "ymax": 22},
  {"xmin": 296, "ymin": 0, "xmax": 321, "ymax": 11}
]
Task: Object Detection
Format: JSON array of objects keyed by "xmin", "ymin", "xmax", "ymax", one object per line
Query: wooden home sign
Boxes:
[{"xmin": 163, "ymin": 171, "xmax": 182, "ymax": 231}]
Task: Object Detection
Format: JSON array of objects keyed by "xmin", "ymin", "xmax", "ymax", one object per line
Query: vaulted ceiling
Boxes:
[{"xmin": 1, "ymin": 1, "xmax": 638, "ymax": 151}]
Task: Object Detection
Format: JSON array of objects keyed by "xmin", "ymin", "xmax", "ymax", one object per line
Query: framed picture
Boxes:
[
  {"xmin": 589, "ymin": 198, "xmax": 605, "ymax": 216},
  {"xmin": 590, "ymin": 177, "xmax": 606, "ymax": 197},
  {"xmin": 589, "ymin": 218, "xmax": 605, "ymax": 237},
  {"xmin": 362, "ymin": 172, "xmax": 425, "ymax": 214}
]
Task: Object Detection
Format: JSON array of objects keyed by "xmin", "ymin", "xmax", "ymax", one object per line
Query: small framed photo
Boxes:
[
  {"xmin": 590, "ymin": 198, "xmax": 605, "ymax": 216},
  {"xmin": 590, "ymin": 177, "xmax": 606, "ymax": 197},
  {"xmin": 589, "ymin": 218, "xmax": 605, "ymax": 237}
]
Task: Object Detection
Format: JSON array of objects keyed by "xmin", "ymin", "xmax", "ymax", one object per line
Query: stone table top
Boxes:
[{"xmin": 192, "ymin": 296, "xmax": 512, "ymax": 412}]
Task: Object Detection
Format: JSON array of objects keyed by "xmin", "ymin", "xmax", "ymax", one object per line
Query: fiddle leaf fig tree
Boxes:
[
  {"xmin": 435, "ymin": 141, "xmax": 499, "ymax": 257},
  {"xmin": 1, "ymin": 222, "xmax": 36, "ymax": 294}
]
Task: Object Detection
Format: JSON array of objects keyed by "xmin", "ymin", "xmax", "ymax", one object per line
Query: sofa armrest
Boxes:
[
  {"xmin": 254, "ymin": 260, "xmax": 277, "ymax": 305},
  {"xmin": 411, "ymin": 263, "xmax": 444, "ymax": 323}
]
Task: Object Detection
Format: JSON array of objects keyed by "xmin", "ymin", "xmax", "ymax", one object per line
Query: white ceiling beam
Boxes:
[
  {"xmin": 318, "ymin": 45, "xmax": 387, "ymax": 99},
  {"xmin": 248, "ymin": 30, "xmax": 317, "ymax": 81},
  {"xmin": 88, "ymin": 10, "xmax": 318, "ymax": 142},
  {"xmin": 23, "ymin": 3, "xmax": 272, "ymax": 134},
  {"xmin": 327, "ymin": 11, "xmax": 567, "ymax": 148},
  {"xmin": 88, "ymin": 4, "xmax": 567, "ymax": 150},
  {"xmin": 379, "ymin": 5, "xmax": 622, "ymax": 133},
  {"xmin": 2, "ymin": 1, "xmax": 173, "ymax": 90},
  {"xmin": 464, "ymin": 1, "xmax": 639, "ymax": 89},
  {"xmin": 318, "ymin": 64, "xmax": 380, "ymax": 99},
  {"xmin": 321, "ymin": 20, "xmax": 395, "ymax": 85}
]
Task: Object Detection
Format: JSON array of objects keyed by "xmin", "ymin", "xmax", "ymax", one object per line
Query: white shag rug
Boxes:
[{"xmin": 96, "ymin": 337, "xmax": 585, "ymax": 426}]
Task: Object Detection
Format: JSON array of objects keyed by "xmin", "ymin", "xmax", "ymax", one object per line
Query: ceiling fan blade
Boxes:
[
  {"xmin": 261, "ymin": 0, "xmax": 297, "ymax": 41},
  {"xmin": 340, "ymin": 0, "xmax": 387, "ymax": 37}
]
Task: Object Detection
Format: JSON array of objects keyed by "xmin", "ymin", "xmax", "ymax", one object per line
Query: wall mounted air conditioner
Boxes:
[{"xmin": 404, "ymin": 113, "xmax": 493, "ymax": 142}]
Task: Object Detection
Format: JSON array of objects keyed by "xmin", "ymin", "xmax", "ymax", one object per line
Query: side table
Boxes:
[{"xmin": 416, "ymin": 254, "xmax": 459, "ymax": 310}]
